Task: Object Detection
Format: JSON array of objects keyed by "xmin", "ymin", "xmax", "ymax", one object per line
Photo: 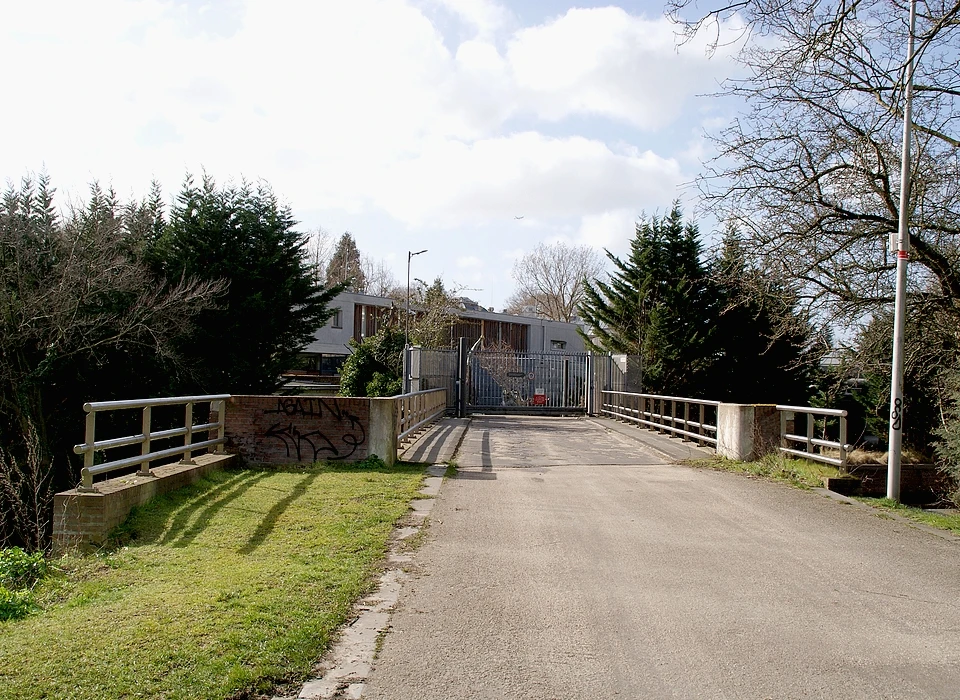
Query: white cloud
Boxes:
[
  {"xmin": 2, "ymin": 0, "xmax": 742, "ymax": 310},
  {"xmin": 457, "ymin": 255, "xmax": 484, "ymax": 268},
  {"xmin": 372, "ymin": 132, "xmax": 683, "ymax": 227},
  {"xmin": 506, "ymin": 7, "xmax": 741, "ymax": 130}
]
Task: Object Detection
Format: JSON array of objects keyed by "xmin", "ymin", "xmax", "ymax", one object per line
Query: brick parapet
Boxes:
[{"xmin": 52, "ymin": 453, "xmax": 235, "ymax": 554}]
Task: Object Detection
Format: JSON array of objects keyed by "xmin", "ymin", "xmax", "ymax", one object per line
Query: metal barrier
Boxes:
[
  {"xmin": 397, "ymin": 388, "xmax": 447, "ymax": 442},
  {"xmin": 777, "ymin": 405, "xmax": 850, "ymax": 470},
  {"xmin": 73, "ymin": 395, "xmax": 230, "ymax": 491},
  {"xmin": 601, "ymin": 391, "xmax": 720, "ymax": 446}
]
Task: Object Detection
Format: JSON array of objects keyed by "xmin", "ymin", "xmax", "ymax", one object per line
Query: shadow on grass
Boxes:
[
  {"xmin": 168, "ymin": 470, "xmax": 275, "ymax": 548},
  {"xmin": 112, "ymin": 462, "xmax": 425, "ymax": 550},
  {"xmin": 237, "ymin": 471, "xmax": 322, "ymax": 555}
]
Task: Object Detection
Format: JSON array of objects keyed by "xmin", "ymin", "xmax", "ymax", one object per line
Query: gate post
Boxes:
[{"xmin": 456, "ymin": 336, "xmax": 468, "ymax": 418}]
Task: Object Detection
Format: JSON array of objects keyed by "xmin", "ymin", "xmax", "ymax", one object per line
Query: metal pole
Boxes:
[
  {"xmin": 405, "ymin": 249, "xmax": 427, "ymax": 353},
  {"xmin": 887, "ymin": 0, "xmax": 917, "ymax": 502}
]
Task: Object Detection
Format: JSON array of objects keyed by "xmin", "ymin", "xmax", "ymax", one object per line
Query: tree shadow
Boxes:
[
  {"xmin": 166, "ymin": 470, "xmax": 273, "ymax": 548},
  {"xmin": 237, "ymin": 471, "xmax": 321, "ymax": 555}
]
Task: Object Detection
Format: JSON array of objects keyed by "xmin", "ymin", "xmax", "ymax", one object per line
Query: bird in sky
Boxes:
[{"xmin": 514, "ymin": 215, "xmax": 524, "ymax": 220}]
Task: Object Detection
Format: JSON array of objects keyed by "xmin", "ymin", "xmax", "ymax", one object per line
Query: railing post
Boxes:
[
  {"xmin": 216, "ymin": 399, "xmax": 226, "ymax": 454},
  {"xmin": 138, "ymin": 406, "xmax": 153, "ymax": 476},
  {"xmin": 839, "ymin": 413, "xmax": 848, "ymax": 473},
  {"xmin": 79, "ymin": 411, "xmax": 97, "ymax": 491},
  {"xmin": 181, "ymin": 402, "xmax": 196, "ymax": 465},
  {"xmin": 779, "ymin": 410, "xmax": 787, "ymax": 450},
  {"xmin": 683, "ymin": 402, "xmax": 690, "ymax": 442},
  {"xmin": 806, "ymin": 412, "xmax": 815, "ymax": 455},
  {"xmin": 698, "ymin": 404, "xmax": 705, "ymax": 440}
]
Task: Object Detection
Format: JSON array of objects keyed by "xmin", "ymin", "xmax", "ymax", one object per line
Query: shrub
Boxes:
[
  {"xmin": 0, "ymin": 547, "xmax": 46, "ymax": 589},
  {"xmin": 0, "ymin": 586, "xmax": 35, "ymax": 622},
  {"xmin": 934, "ymin": 367, "xmax": 960, "ymax": 506}
]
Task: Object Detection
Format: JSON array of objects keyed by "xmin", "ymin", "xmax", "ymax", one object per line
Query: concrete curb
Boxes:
[
  {"xmin": 586, "ymin": 416, "xmax": 714, "ymax": 463},
  {"xmin": 280, "ymin": 464, "xmax": 447, "ymax": 700}
]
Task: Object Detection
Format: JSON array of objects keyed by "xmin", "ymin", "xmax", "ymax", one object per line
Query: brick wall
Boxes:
[
  {"xmin": 849, "ymin": 463, "xmax": 951, "ymax": 504},
  {"xmin": 224, "ymin": 395, "xmax": 373, "ymax": 465},
  {"xmin": 53, "ymin": 453, "xmax": 234, "ymax": 553}
]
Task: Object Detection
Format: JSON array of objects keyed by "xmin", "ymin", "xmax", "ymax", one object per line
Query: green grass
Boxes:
[
  {"xmin": 857, "ymin": 498, "xmax": 960, "ymax": 534},
  {"xmin": 687, "ymin": 452, "xmax": 841, "ymax": 489},
  {"xmin": 0, "ymin": 462, "xmax": 425, "ymax": 700}
]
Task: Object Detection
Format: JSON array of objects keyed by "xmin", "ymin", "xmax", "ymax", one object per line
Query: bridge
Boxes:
[
  {"xmin": 359, "ymin": 414, "xmax": 960, "ymax": 699},
  {"xmin": 51, "ymin": 380, "xmax": 959, "ymax": 698}
]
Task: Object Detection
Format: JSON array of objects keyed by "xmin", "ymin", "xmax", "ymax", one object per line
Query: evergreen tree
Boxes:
[
  {"xmin": 325, "ymin": 232, "xmax": 365, "ymax": 291},
  {"xmin": 711, "ymin": 227, "xmax": 814, "ymax": 404},
  {"xmin": 153, "ymin": 175, "xmax": 342, "ymax": 393},
  {"xmin": 579, "ymin": 203, "xmax": 717, "ymax": 397}
]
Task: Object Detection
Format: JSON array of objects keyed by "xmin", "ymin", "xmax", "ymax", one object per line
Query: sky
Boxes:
[{"xmin": 3, "ymin": 0, "xmax": 746, "ymax": 311}]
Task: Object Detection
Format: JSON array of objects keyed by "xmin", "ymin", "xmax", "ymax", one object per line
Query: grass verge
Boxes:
[
  {"xmin": 689, "ymin": 455, "xmax": 960, "ymax": 535},
  {"xmin": 686, "ymin": 452, "xmax": 841, "ymax": 489},
  {"xmin": 856, "ymin": 498, "xmax": 960, "ymax": 534},
  {"xmin": 0, "ymin": 462, "xmax": 425, "ymax": 700}
]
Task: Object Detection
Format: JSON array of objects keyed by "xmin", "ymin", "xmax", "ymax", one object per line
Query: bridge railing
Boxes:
[
  {"xmin": 397, "ymin": 388, "xmax": 447, "ymax": 442},
  {"xmin": 776, "ymin": 405, "xmax": 851, "ymax": 470},
  {"xmin": 73, "ymin": 395, "xmax": 230, "ymax": 491},
  {"xmin": 601, "ymin": 390, "xmax": 720, "ymax": 447}
]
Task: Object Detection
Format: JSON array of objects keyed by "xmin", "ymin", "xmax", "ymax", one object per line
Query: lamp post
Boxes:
[
  {"xmin": 405, "ymin": 249, "xmax": 428, "ymax": 349},
  {"xmin": 887, "ymin": 0, "xmax": 917, "ymax": 502}
]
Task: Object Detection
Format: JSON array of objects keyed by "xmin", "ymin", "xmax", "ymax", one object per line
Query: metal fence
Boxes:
[
  {"xmin": 777, "ymin": 405, "xmax": 851, "ymax": 470},
  {"xmin": 73, "ymin": 395, "xmax": 229, "ymax": 491},
  {"xmin": 396, "ymin": 388, "xmax": 447, "ymax": 441},
  {"xmin": 411, "ymin": 348, "xmax": 458, "ymax": 409},
  {"xmin": 467, "ymin": 350, "xmax": 590, "ymax": 412},
  {"xmin": 600, "ymin": 390, "xmax": 720, "ymax": 446}
]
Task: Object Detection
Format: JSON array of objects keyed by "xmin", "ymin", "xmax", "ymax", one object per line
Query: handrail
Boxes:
[
  {"xmin": 600, "ymin": 390, "xmax": 719, "ymax": 446},
  {"xmin": 776, "ymin": 404, "xmax": 851, "ymax": 470},
  {"xmin": 73, "ymin": 395, "xmax": 229, "ymax": 491},
  {"xmin": 396, "ymin": 388, "xmax": 447, "ymax": 442}
]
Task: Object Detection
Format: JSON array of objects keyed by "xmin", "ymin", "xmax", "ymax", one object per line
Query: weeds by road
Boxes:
[
  {"xmin": 687, "ymin": 453, "xmax": 840, "ymax": 489},
  {"xmin": 0, "ymin": 462, "xmax": 425, "ymax": 700},
  {"xmin": 689, "ymin": 455, "xmax": 960, "ymax": 536}
]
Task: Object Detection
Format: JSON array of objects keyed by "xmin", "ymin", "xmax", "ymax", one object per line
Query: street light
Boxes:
[
  {"xmin": 405, "ymin": 249, "xmax": 428, "ymax": 349},
  {"xmin": 887, "ymin": 0, "xmax": 918, "ymax": 502}
]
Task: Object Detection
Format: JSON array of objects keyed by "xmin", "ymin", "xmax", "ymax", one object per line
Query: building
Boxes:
[{"xmin": 293, "ymin": 291, "xmax": 586, "ymax": 381}]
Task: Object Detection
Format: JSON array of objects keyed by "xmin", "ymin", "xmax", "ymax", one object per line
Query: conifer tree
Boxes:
[
  {"xmin": 579, "ymin": 203, "xmax": 717, "ymax": 396},
  {"xmin": 711, "ymin": 226, "xmax": 814, "ymax": 404},
  {"xmin": 325, "ymin": 232, "xmax": 366, "ymax": 291},
  {"xmin": 153, "ymin": 175, "xmax": 342, "ymax": 393}
]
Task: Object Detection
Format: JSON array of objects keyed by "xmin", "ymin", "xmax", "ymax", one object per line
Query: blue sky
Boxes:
[{"xmin": 3, "ymin": 0, "xmax": 745, "ymax": 310}]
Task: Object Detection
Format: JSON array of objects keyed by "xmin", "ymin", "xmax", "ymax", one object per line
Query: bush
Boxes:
[
  {"xmin": 0, "ymin": 547, "xmax": 46, "ymax": 589},
  {"xmin": 0, "ymin": 586, "xmax": 35, "ymax": 622},
  {"xmin": 935, "ymin": 368, "xmax": 960, "ymax": 506},
  {"xmin": 338, "ymin": 327, "xmax": 405, "ymax": 397}
]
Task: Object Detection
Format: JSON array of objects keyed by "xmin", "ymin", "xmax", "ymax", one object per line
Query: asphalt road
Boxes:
[{"xmin": 363, "ymin": 416, "xmax": 960, "ymax": 699}]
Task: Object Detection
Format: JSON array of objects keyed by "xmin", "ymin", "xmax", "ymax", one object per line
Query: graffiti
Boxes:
[
  {"xmin": 262, "ymin": 398, "xmax": 366, "ymax": 461},
  {"xmin": 891, "ymin": 397, "xmax": 903, "ymax": 431},
  {"xmin": 266, "ymin": 397, "xmax": 353, "ymax": 418}
]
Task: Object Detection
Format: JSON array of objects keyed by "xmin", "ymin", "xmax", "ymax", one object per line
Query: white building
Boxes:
[{"xmin": 295, "ymin": 291, "xmax": 586, "ymax": 379}]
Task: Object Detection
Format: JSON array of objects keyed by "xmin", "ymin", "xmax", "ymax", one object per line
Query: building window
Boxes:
[
  {"xmin": 331, "ymin": 308, "xmax": 343, "ymax": 329},
  {"xmin": 551, "ymin": 339, "xmax": 567, "ymax": 350}
]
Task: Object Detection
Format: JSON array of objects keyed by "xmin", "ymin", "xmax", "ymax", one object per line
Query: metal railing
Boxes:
[
  {"xmin": 73, "ymin": 395, "xmax": 230, "ymax": 491},
  {"xmin": 601, "ymin": 391, "xmax": 720, "ymax": 446},
  {"xmin": 397, "ymin": 388, "xmax": 447, "ymax": 442},
  {"xmin": 777, "ymin": 405, "xmax": 851, "ymax": 470}
]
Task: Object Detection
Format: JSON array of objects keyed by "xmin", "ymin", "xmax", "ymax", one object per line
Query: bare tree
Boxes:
[
  {"xmin": 305, "ymin": 227, "xmax": 334, "ymax": 285},
  {"xmin": 0, "ymin": 175, "xmax": 223, "ymax": 547},
  {"xmin": 666, "ymin": 0, "xmax": 960, "ymax": 327},
  {"xmin": 360, "ymin": 257, "xmax": 399, "ymax": 297},
  {"xmin": 509, "ymin": 242, "xmax": 605, "ymax": 322}
]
